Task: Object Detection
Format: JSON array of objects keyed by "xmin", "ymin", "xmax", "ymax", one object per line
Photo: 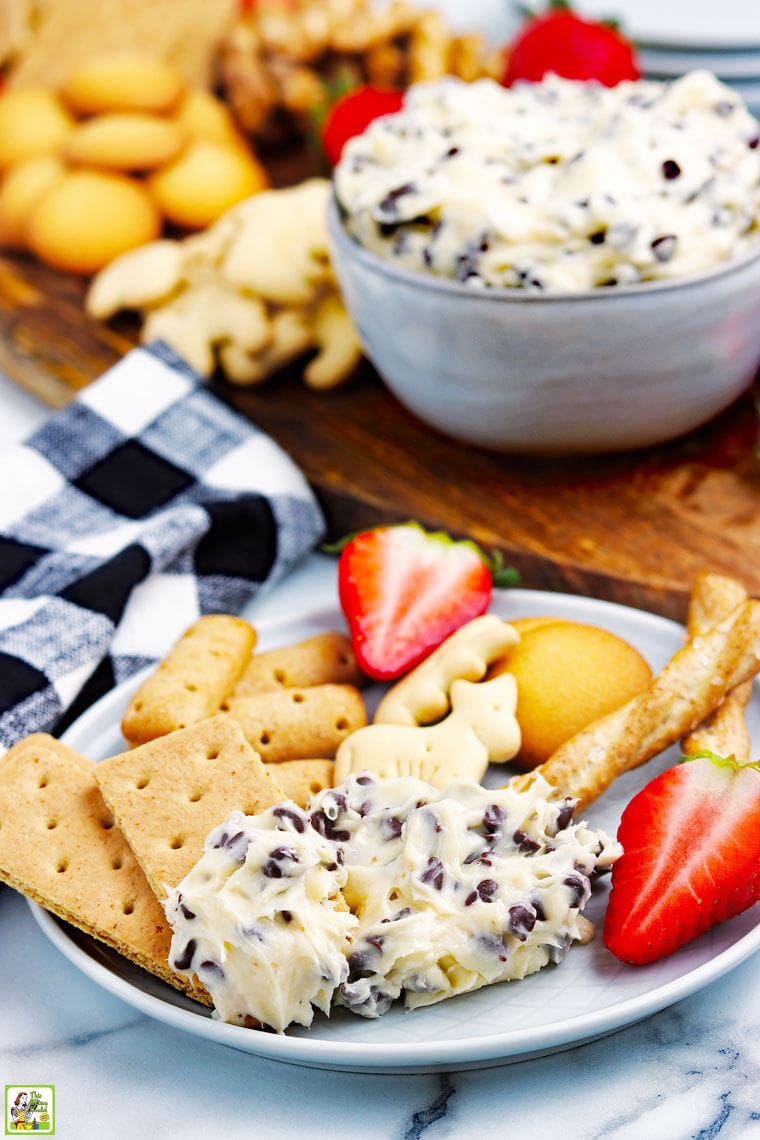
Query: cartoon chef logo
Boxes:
[{"xmin": 4, "ymin": 1086, "xmax": 55, "ymax": 1134}]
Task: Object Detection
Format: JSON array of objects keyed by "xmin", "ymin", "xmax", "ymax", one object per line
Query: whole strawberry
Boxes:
[
  {"xmin": 603, "ymin": 751, "xmax": 760, "ymax": 966},
  {"xmin": 322, "ymin": 86, "xmax": 405, "ymax": 167},
  {"xmin": 336, "ymin": 522, "xmax": 516, "ymax": 681},
  {"xmin": 503, "ymin": 2, "xmax": 640, "ymax": 88}
]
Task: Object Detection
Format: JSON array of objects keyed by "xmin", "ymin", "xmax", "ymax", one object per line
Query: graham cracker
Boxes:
[
  {"xmin": 96, "ymin": 714, "xmax": 284, "ymax": 900},
  {"xmin": 2, "ymin": 732, "xmax": 93, "ymax": 775},
  {"xmin": 0, "ymin": 737, "xmax": 210, "ymax": 1004},
  {"xmin": 264, "ymin": 758, "xmax": 334, "ymax": 807}
]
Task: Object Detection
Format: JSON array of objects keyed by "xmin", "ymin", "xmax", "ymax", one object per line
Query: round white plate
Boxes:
[
  {"xmin": 30, "ymin": 588, "xmax": 760, "ymax": 1073},
  {"xmin": 577, "ymin": 1, "xmax": 760, "ymax": 50}
]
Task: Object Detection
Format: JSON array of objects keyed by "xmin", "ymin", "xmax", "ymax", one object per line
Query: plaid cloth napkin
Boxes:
[{"xmin": 0, "ymin": 343, "xmax": 325, "ymax": 749}]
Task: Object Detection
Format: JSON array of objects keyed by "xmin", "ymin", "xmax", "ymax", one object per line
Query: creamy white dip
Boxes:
[
  {"xmin": 165, "ymin": 774, "xmax": 620, "ymax": 1031},
  {"xmin": 334, "ymin": 70, "xmax": 760, "ymax": 291}
]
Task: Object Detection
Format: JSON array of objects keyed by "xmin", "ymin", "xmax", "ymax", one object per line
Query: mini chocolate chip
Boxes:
[
  {"xmin": 564, "ymin": 873, "xmax": 588, "ymax": 907},
  {"xmin": 589, "ymin": 229, "xmax": 606, "ymax": 245},
  {"xmin": 347, "ymin": 950, "xmax": 377, "ymax": 981},
  {"xmin": 419, "ymin": 856, "xmax": 445, "ymax": 890},
  {"xmin": 279, "ymin": 910, "xmax": 293, "ymax": 923},
  {"xmin": 507, "ymin": 905, "xmax": 536, "ymax": 942},
  {"xmin": 483, "ymin": 804, "xmax": 506, "ymax": 833},
  {"xmin": 378, "ymin": 182, "xmax": 415, "ymax": 214},
  {"xmin": 381, "ymin": 815, "xmax": 403, "ymax": 840},
  {"xmin": 531, "ymin": 897, "xmax": 547, "ymax": 922},
  {"xmin": 355, "ymin": 775, "xmax": 373, "ymax": 785},
  {"xmin": 651, "ymin": 234, "xmax": 677, "ymax": 262},
  {"xmin": 513, "ymin": 829, "xmax": 541, "ymax": 854},
  {"xmin": 262, "ymin": 859, "xmax": 284, "ymax": 878},
  {"xmin": 444, "ymin": 145, "xmax": 460, "ymax": 158},
  {"xmin": 179, "ymin": 902, "xmax": 196, "ymax": 921},
  {"xmin": 749, "ymin": 136, "xmax": 759, "ymax": 150},
  {"xmin": 273, "ymin": 806, "xmax": 305, "ymax": 833},
  {"xmin": 464, "ymin": 890, "xmax": 478, "ymax": 907},
  {"xmin": 223, "ymin": 830, "xmax": 249, "ymax": 863},
  {"xmin": 556, "ymin": 799, "xmax": 575, "ymax": 831},
  {"xmin": 173, "ymin": 938, "xmax": 197, "ymax": 971},
  {"xmin": 477, "ymin": 879, "xmax": 498, "ymax": 902},
  {"xmin": 662, "ymin": 159, "xmax": 681, "ymax": 180}
]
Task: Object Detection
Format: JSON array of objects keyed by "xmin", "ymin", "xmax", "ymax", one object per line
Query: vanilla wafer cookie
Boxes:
[
  {"xmin": 96, "ymin": 714, "xmax": 284, "ymax": 899},
  {"xmin": 121, "ymin": 614, "xmax": 257, "ymax": 745},
  {"xmin": 512, "ymin": 598, "xmax": 760, "ymax": 809},
  {"xmin": 222, "ymin": 683, "xmax": 366, "ymax": 762},
  {"xmin": 232, "ymin": 632, "xmax": 364, "ymax": 695},
  {"xmin": 0, "ymin": 737, "xmax": 210, "ymax": 1003},
  {"xmin": 264, "ymin": 758, "xmax": 334, "ymax": 806}
]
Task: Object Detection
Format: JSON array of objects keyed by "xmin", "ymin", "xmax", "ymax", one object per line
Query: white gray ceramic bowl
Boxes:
[{"xmin": 327, "ymin": 195, "xmax": 760, "ymax": 455}]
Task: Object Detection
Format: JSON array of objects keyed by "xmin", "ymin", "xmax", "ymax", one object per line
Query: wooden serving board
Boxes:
[{"xmin": 1, "ymin": 246, "xmax": 759, "ymax": 624}]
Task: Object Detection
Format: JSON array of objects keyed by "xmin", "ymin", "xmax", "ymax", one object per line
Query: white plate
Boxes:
[
  {"xmin": 577, "ymin": 0, "xmax": 760, "ymax": 50},
  {"xmin": 639, "ymin": 46, "xmax": 760, "ymax": 80},
  {"xmin": 29, "ymin": 588, "xmax": 760, "ymax": 1073}
]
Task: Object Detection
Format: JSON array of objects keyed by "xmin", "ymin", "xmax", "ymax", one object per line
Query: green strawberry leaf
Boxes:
[{"xmin": 680, "ymin": 749, "xmax": 760, "ymax": 773}]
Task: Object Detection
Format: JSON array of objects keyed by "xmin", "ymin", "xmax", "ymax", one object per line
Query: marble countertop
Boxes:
[{"xmin": 2, "ymin": 373, "xmax": 760, "ymax": 1140}]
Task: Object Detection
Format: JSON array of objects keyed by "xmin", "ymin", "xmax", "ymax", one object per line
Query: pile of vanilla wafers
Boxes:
[{"xmin": 0, "ymin": 569, "xmax": 757, "ymax": 1011}]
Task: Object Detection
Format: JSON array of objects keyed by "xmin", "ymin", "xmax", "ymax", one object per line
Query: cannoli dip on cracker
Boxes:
[
  {"xmin": 334, "ymin": 70, "xmax": 760, "ymax": 291},
  {"xmin": 166, "ymin": 773, "xmax": 620, "ymax": 1031}
]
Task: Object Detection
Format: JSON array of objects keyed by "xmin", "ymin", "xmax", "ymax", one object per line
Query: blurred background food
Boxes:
[
  {"xmin": 0, "ymin": 0, "xmax": 238, "ymax": 88},
  {"xmin": 215, "ymin": 0, "xmax": 502, "ymax": 148}
]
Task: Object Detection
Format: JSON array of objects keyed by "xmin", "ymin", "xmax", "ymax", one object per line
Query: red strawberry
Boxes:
[
  {"xmin": 503, "ymin": 3, "xmax": 640, "ymax": 88},
  {"xmin": 321, "ymin": 85, "xmax": 405, "ymax": 167},
  {"xmin": 603, "ymin": 751, "xmax": 760, "ymax": 966},
  {"xmin": 336, "ymin": 522, "xmax": 516, "ymax": 681}
]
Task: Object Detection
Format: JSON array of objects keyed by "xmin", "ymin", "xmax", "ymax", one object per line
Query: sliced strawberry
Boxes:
[
  {"xmin": 502, "ymin": 4, "xmax": 640, "ymax": 88},
  {"xmin": 336, "ymin": 522, "xmax": 515, "ymax": 681},
  {"xmin": 603, "ymin": 752, "xmax": 760, "ymax": 966}
]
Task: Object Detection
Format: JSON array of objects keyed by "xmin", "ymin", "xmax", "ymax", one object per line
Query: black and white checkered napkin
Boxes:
[{"xmin": 0, "ymin": 343, "xmax": 326, "ymax": 749}]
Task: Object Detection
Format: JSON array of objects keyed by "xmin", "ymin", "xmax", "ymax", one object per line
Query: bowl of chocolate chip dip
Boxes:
[{"xmin": 328, "ymin": 69, "xmax": 760, "ymax": 453}]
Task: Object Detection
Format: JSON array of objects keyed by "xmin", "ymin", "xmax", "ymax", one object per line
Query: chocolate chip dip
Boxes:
[
  {"xmin": 334, "ymin": 70, "xmax": 760, "ymax": 291},
  {"xmin": 166, "ymin": 774, "xmax": 620, "ymax": 1032}
]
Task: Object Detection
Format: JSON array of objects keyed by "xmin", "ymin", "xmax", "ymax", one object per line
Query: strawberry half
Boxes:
[
  {"xmin": 502, "ymin": 3, "xmax": 640, "ymax": 88},
  {"xmin": 336, "ymin": 522, "xmax": 515, "ymax": 681},
  {"xmin": 603, "ymin": 751, "xmax": 760, "ymax": 966}
]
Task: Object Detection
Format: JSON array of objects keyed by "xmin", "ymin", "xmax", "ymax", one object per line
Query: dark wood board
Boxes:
[{"xmin": 1, "ymin": 243, "xmax": 759, "ymax": 625}]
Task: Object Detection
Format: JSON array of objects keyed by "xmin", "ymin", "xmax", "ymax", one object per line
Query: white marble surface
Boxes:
[{"xmin": 2, "ymin": 374, "xmax": 760, "ymax": 1138}]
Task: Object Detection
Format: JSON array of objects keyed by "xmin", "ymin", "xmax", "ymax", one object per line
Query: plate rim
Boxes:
[{"xmin": 26, "ymin": 586, "xmax": 760, "ymax": 1072}]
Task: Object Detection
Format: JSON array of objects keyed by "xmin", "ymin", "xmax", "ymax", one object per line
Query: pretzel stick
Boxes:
[
  {"xmin": 510, "ymin": 599, "xmax": 760, "ymax": 810},
  {"xmin": 682, "ymin": 571, "xmax": 752, "ymax": 763}
]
